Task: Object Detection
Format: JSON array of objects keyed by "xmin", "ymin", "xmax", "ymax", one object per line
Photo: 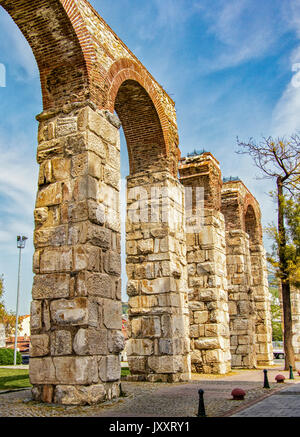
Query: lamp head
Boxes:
[{"xmin": 17, "ymin": 236, "xmax": 28, "ymax": 249}]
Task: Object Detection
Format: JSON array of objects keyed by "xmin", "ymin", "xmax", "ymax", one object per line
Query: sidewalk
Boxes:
[
  {"xmin": 0, "ymin": 362, "xmax": 299, "ymax": 417},
  {"xmin": 231, "ymin": 380, "xmax": 300, "ymax": 417}
]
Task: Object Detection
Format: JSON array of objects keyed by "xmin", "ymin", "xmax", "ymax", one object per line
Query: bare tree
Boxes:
[{"xmin": 237, "ymin": 135, "xmax": 300, "ymax": 370}]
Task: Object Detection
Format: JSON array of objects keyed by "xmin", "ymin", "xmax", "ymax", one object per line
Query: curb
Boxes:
[
  {"xmin": 0, "ymin": 388, "xmax": 31, "ymax": 395},
  {"xmin": 222, "ymin": 383, "xmax": 297, "ymax": 417}
]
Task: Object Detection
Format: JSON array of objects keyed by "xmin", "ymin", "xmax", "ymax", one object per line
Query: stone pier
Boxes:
[
  {"xmin": 179, "ymin": 153, "xmax": 231, "ymax": 374},
  {"xmin": 221, "ymin": 180, "xmax": 273, "ymax": 367},
  {"xmin": 126, "ymin": 170, "xmax": 191, "ymax": 382},
  {"xmin": 0, "ymin": 0, "xmax": 275, "ymax": 404},
  {"xmin": 30, "ymin": 103, "xmax": 124, "ymax": 405}
]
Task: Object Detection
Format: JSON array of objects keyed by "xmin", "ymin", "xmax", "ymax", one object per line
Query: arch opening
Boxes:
[
  {"xmin": 245, "ymin": 204, "xmax": 259, "ymax": 244},
  {"xmin": 0, "ymin": 0, "xmax": 191, "ymax": 400},
  {"xmin": 0, "ymin": 0, "xmax": 90, "ymax": 110},
  {"xmin": 114, "ymin": 79, "xmax": 168, "ymax": 176}
]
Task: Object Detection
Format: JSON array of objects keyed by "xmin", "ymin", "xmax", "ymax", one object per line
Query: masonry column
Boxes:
[
  {"xmin": 221, "ymin": 181, "xmax": 257, "ymax": 369},
  {"xmin": 126, "ymin": 170, "xmax": 191, "ymax": 382},
  {"xmin": 29, "ymin": 103, "xmax": 124, "ymax": 405},
  {"xmin": 179, "ymin": 153, "xmax": 231, "ymax": 374},
  {"xmin": 249, "ymin": 243, "xmax": 273, "ymax": 366}
]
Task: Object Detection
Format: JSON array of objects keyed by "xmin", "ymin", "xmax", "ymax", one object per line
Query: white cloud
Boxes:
[
  {"xmin": 196, "ymin": 0, "xmax": 287, "ymax": 73},
  {"xmin": 0, "ymin": 8, "xmax": 38, "ymax": 81},
  {"xmin": 270, "ymin": 1, "xmax": 300, "ymax": 136},
  {"xmin": 0, "ymin": 134, "xmax": 37, "ymax": 249},
  {"xmin": 271, "ymin": 80, "xmax": 300, "ymax": 137}
]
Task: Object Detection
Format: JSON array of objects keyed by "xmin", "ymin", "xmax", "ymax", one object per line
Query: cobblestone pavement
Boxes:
[
  {"xmin": 0, "ymin": 362, "xmax": 299, "ymax": 417},
  {"xmin": 232, "ymin": 381, "xmax": 300, "ymax": 417}
]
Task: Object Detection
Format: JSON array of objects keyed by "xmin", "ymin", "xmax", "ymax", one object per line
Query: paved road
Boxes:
[
  {"xmin": 232, "ymin": 381, "xmax": 300, "ymax": 417},
  {"xmin": 1, "ymin": 364, "xmax": 299, "ymax": 417}
]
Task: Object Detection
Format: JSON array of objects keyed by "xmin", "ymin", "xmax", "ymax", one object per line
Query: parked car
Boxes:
[
  {"xmin": 21, "ymin": 354, "xmax": 29, "ymax": 365},
  {"xmin": 272, "ymin": 341, "xmax": 285, "ymax": 359}
]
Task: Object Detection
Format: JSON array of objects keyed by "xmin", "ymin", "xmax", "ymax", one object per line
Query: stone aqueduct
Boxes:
[{"xmin": 1, "ymin": 0, "xmax": 275, "ymax": 405}]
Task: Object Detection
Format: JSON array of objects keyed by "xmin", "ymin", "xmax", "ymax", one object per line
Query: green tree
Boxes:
[
  {"xmin": 237, "ymin": 135, "xmax": 300, "ymax": 370},
  {"xmin": 269, "ymin": 283, "xmax": 283, "ymax": 341},
  {"xmin": 0, "ymin": 276, "xmax": 24, "ymax": 336},
  {"xmin": 284, "ymin": 195, "xmax": 300, "ymax": 287}
]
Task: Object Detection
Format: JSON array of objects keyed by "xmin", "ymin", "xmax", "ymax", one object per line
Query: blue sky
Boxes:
[{"xmin": 1, "ymin": 0, "xmax": 300, "ymax": 315}]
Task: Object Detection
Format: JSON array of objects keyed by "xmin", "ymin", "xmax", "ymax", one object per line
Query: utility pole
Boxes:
[{"xmin": 14, "ymin": 236, "xmax": 27, "ymax": 366}]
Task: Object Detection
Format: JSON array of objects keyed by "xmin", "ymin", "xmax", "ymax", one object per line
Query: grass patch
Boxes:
[
  {"xmin": 121, "ymin": 367, "xmax": 130, "ymax": 377},
  {"xmin": 0, "ymin": 367, "xmax": 130, "ymax": 390},
  {"xmin": 0, "ymin": 368, "xmax": 31, "ymax": 391}
]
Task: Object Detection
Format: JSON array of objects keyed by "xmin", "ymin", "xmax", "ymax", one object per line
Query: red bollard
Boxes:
[
  {"xmin": 231, "ymin": 388, "xmax": 246, "ymax": 400},
  {"xmin": 275, "ymin": 374, "xmax": 285, "ymax": 383}
]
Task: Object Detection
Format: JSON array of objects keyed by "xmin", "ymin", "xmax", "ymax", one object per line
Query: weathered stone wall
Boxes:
[
  {"xmin": 249, "ymin": 243, "xmax": 273, "ymax": 365},
  {"xmin": 0, "ymin": 324, "xmax": 5, "ymax": 348},
  {"xmin": 221, "ymin": 181, "xmax": 273, "ymax": 367},
  {"xmin": 1, "ymin": 0, "xmax": 275, "ymax": 397},
  {"xmin": 126, "ymin": 171, "xmax": 191, "ymax": 382},
  {"xmin": 225, "ymin": 230, "xmax": 256, "ymax": 368},
  {"xmin": 0, "ymin": 0, "xmax": 186, "ymax": 404},
  {"xmin": 179, "ymin": 154, "xmax": 231, "ymax": 374},
  {"xmin": 30, "ymin": 103, "xmax": 124, "ymax": 405}
]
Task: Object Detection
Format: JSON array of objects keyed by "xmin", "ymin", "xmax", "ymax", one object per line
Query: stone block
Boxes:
[
  {"xmin": 99, "ymin": 355, "xmax": 121, "ymax": 382},
  {"xmin": 104, "ymin": 167, "xmax": 120, "ymax": 190},
  {"xmin": 140, "ymin": 277, "xmax": 177, "ymax": 294},
  {"xmin": 50, "ymin": 330, "xmax": 72, "ymax": 356},
  {"xmin": 73, "ymin": 328, "xmax": 88, "ymax": 355},
  {"xmin": 30, "ymin": 334, "xmax": 50, "ymax": 357},
  {"xmin": 137, "ymin": 239, "xmax": 154, "ymax": 254},
  {"xmin": 54, "ymin": 383, "xmax": 106, "ymax": 405},
  {"xmin": 205, "ymin": 349, "xmax": 224, "ymax": 363},
  {"xmin": 34, "ymin": 225, "xmax": 68, "ymax": 248},
  {"xmin": 126, "ymin": 339, "xmax": 153, "ymax": 356},
  {"xmin": 40, "ymin": 247, "xmax": 72, "ymax": 273},
  {"xmin": 53, "ymin": 356, "xmax": 98, "ymax": 385},
  {"xmin": 32, "ymin": 274, "xmax": 70, "ymax": 300},
  {"xmin": 141, "ymin": 317, "xmax": 161, "ymax": 338},
  {"xmin": 159, "ymin": 338, "xmax": 184, "ymax": 355},
  {"xmin": 103, "ymin": 300, "xmax": 122, "ymax": 329},
  {"xmin": 87, "ymin": 328, "xmax": 108, "ymax": 355},
  {"xmin": 86, "ymin": 224, "xmax": 111, "ymax": 249},
  {"xmin": 36, "ymin": 183, "xmax": 62, "ymax": 207},
  {"xmin": 88, "ymin": 200, "xmax": 105, "ymax": 225},
  {"xmin": 50, "ymin": 298, "xmax": 88, "ymax": 326},
  {"xmin": 127, "ymin": 280, "xmax": 140, "ymax": 297},
  {"xmin": 52, "ymin": 157, "xmax": 71, "ymax": 181},
  {"xmin": 194, "ymin": 338, "xmax": 220, "ymax": 350},
  {"xmin": 86, "ymin": 131, "xmax": 107, "ymax": 158},
  {"xmin": 73, "ymin": 245, "xmax": 100, "ymax": 272},
  {"xmin": 104, "ymin": 251, "xmax": 121, "ymax": 276},
  {"xmin": 56, "ymin": 116, "xmax": 77, "ymax": 137},
  {"xmin": 148, "ymin": 356, "xmax": 183, "ymax": 374},
  {"xmin": 127, "ymin": 357, "xmax": 147, "ymax": 374},
  {"xmin": 30, "ymin": 300, "xmax": 42, "ymax": 331},
  {"xmin": 86, "ymin": 272, "xmax": 114, "ymax": 298},
  {"xmin": 29, "ymin": 357, "xmax": 57, "ymax": 384},
  {"xmin": 108, "ymin": 330, "xmax": 125, "ymax": 354},
  {"xmin": 194, "ymin": 311, "xmax": 209, "ymax": 324}
]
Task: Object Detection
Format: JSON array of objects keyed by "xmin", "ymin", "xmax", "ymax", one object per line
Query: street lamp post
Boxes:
[{"xmin": 13, "ymin": 236, "xmax": 27, "ymax": 366}]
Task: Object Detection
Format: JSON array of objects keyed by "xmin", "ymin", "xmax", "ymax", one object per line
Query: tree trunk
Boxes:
[{"xmin": 277, "ymin": 178, "xmax": 295, "ymax": 370}]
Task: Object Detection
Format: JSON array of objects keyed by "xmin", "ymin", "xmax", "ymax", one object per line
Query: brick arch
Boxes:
[
  {"xmin": 243, "ymin": 197, "xmax": 262, "ymax": 244},
  {"xmin": 104, "ymin": 59, "xmax": 173, "ymax": 175},
  {"xmin": 0, "ymin": 0, "xmax": 94, "ymax": 110}
]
